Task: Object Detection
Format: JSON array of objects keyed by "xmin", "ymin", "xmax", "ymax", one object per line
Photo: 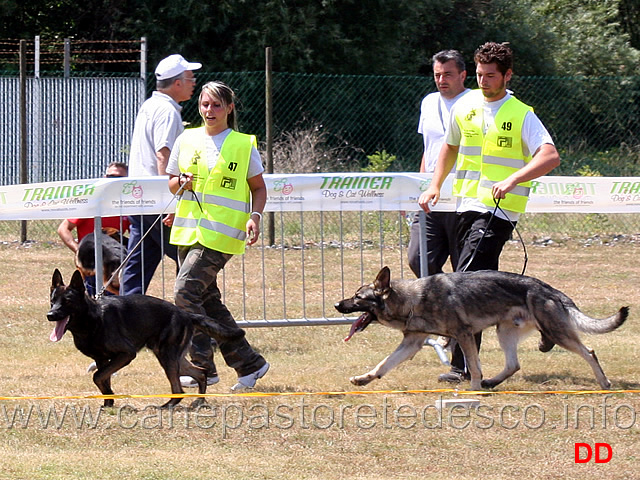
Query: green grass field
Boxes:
[{"xmin": 0, "ymin": 239, "xmax": 639, "ymax": 479}]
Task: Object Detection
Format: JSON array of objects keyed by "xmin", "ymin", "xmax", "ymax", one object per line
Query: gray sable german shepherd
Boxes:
[
  {"xmin": 48, "ymin": 269, "xmax": 245, "ymax": 408},
  {"xmin": 335, "ymin": 267, "xmax": 628, "ymax": 390}
]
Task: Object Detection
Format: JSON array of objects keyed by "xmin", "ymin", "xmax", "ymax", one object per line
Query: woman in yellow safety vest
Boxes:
[{"xmin": 166, "ymin": 81, "xmax": 269, "ymax": 392}]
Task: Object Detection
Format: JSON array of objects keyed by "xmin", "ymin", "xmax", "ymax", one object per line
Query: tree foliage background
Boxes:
[{"xmin": 1, "ymin": 0, "xmax": 639, "ymax": 76}]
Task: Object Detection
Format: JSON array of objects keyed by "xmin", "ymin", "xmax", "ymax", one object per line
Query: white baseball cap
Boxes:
[{"xmin": 155, "ymin": 54, "xmax": 202, "ymax": 81}]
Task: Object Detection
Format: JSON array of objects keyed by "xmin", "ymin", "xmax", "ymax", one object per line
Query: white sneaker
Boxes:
[
  {"xmin": 180, "ymin": 375, "xmax": 220, "ymax": 388},
  {"xmin": 231, "ymin": 362, "xmax": 270, "ymax": 391},
  {"xmin": 87, "ymin": 361, "xmax": 116, "ymax": 377}
]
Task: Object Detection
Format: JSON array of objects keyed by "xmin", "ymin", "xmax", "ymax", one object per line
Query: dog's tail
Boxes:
[
  {"xmin": 570, "ymin": 306, "xmax": 629, "ymax": 334},
  {"xmin": 191, "ymin": 314, "xmax": 246, "ymax": 343}
]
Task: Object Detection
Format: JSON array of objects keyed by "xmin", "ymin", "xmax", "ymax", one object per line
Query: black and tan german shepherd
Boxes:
[
  {"xmin": 336, "ymin": 266, "xmax": 628, "ymax": 390},
  {"xmin": 47, "ymin": 269, "xmax": 245, "ymax": 408}
]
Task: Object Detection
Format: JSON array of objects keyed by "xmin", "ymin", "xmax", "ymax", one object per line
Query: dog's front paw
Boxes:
[
  {"xmin": 350, "ymin": 374, "xmax": 374, "ymax": 386},
  {"xmin": 189, "ymin": 397, "xmax": 209, "ymax": 410}
]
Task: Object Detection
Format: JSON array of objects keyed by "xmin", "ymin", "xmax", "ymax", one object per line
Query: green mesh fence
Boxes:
[
  {"xmin": 1, "ymin": 70, "xmax": 640, "ymax": 241},
  {"xmin": 179, "ymin": 72, "xmax": 640, "ymax": 174}
]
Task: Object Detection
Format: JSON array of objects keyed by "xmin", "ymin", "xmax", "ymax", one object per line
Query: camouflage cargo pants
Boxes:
[{"xmin": 174, "ymin": 243, "xmax": 267, "ymax": 378}]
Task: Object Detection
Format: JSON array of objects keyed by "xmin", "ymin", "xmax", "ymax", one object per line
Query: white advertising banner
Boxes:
[{"xmin": 1, "ymin": 174, "xmax": 640, "ymax": 220}]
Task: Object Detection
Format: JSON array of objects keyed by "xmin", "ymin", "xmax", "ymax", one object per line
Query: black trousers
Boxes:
[
  {"xmin": 449, "ymin": 211, "xmax": 515, "ymax": 372},
  {"xmin": 408, "ymin": 211, "xmax": 458, "ymax": 277}
]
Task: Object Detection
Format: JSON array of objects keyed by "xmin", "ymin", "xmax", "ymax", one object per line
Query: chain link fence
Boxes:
[
  {"xmin": 1, "ymin": 70, "xmax": 640, "ymax": 242},
  {"xmin": 183, "ymin": 72, "xmax": 640, "ymax": 176}
]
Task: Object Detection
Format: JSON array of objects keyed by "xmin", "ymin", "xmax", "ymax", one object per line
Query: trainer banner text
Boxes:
[{"xmin": 1, "ymin": 174, "xmax": 639, "ymax": 220}]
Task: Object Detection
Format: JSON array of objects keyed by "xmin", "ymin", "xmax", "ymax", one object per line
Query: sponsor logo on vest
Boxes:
[
  {"xmin": 191, "ymin": 150, "xmax": 201, "ymax": 165},
  {"xmin": 462, "ymin": 129, "xmax": 480, "ymax": 139},
  {"xmin": 465, "ymin": 109, "xmax": 477, "ymax": 121},
  {"xmin": 497, "ymin": 136, "xmax": 512, "ymax": 148},
  {"xmin": 221, "ymin": 177, "xmax": 237, "ymax": 190}
]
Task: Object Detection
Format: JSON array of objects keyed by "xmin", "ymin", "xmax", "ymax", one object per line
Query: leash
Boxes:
[
  {"xmin": 457, "ymin": 198, "xmax": 528, "ymax": 276},
  {"xmin": 95, "ymin": 182, "xmax": 191, "ymax": 300},
  {"xmin": 179, "ymin": 173, "xmax": 204, "ymax": 212}
]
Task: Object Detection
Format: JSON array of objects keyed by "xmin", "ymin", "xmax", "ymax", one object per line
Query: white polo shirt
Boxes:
[
  {"xmin": 129, "ymin": 92, "xmax": 184, "ymax": 176},
  {"xmin": 418, "ymin": 88, "xmax": 470, "ymax": 173}
]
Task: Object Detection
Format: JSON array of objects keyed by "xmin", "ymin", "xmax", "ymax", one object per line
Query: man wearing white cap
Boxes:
[{"xmin": 122, "ymin": 54, "xmax": 202, "ymax": 295}]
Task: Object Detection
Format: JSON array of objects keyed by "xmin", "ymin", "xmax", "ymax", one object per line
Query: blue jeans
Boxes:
[
  {"xmin": 121, "ymin": 214, "xmax": 178, "ymax": 295},
  {"xmin": 84, "ymin": 275, "xmax": 114, "ymax": 297}
]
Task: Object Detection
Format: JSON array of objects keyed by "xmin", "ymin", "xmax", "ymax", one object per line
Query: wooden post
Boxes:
[
  {"xmin": 64, "ymin": 38, "xmax": 70, "ymax": 77},
  {"xmin": 265, "ymin": 47, "xmax": 275, "ymax": 246},
  {"xmin": 140, "ymin": 36, "xmax": 147, "ymax": 79},
  {"xmin": 19, "ymin": 40, "xmax": 28, "ymax": 242}
]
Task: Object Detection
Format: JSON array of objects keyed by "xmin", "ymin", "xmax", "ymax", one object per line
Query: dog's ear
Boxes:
[
  {"xmin": 374, "ymin": 266, "xmax": 391, "ymax": 297},
  {"xmin": 52, "ymin": 269, "xmax": 64, "ymax": 290},
  {"xmin": 70, "ymin": 270, "xmax": 86, "ymax": 292}
]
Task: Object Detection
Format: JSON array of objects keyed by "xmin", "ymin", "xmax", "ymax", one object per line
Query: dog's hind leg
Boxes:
[
  {"xmin": 93, "ymin": 353, "xmax": 136, "ymax": 407},
  {"xmin": 534, "ymin": 298, "xmax": 613, "ymax": 389},
  {"xmin": 556, "ymin": 338, "xmax": 612, "ymax": 389},
  {"xmin": 350, "ymin": 333, "xmax": 428, "ymax": 386}
]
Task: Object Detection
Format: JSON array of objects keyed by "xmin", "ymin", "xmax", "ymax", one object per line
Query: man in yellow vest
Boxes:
[{"xmin": 418, "ymin": 42, "xmax": 560, "ymax": 384}]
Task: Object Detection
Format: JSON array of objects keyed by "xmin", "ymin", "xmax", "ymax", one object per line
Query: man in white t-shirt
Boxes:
[
  {"xmin": 419, "ymin": 42, "xmax": 561, "ymax": 384},
  {"xmin": 408, "ymin": 50, "xmax": 470, "ymax": 277},
  {"xmin": 122, "ymin": 54, "xmax": 201, "ymax": 295}
]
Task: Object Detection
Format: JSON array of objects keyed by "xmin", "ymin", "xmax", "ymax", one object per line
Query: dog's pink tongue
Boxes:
[
  {"xmin": 50, "ymin": 318, "xmax": 69, "ymax": 342},
  {"xmin": 344, "ymin": 323, "xmax": 358, "ymax": 342},
  {"xmin": 343, "ymin": 313, "xmax": 366, "ymax": 342}
]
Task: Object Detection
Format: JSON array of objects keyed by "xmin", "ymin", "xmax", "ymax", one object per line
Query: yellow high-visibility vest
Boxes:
[
  {"xmin": 453, "ymin": 90, "xmax": 533, "ymax": 213},
  {"xmin": 170, "ymin": 127, "xmax": 255, "ymax": 254}
]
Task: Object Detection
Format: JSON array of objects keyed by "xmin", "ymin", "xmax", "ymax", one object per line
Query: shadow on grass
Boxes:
[{"xmin": 522, "ymin": 372, "xmax": 640, "ymax": 391}]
